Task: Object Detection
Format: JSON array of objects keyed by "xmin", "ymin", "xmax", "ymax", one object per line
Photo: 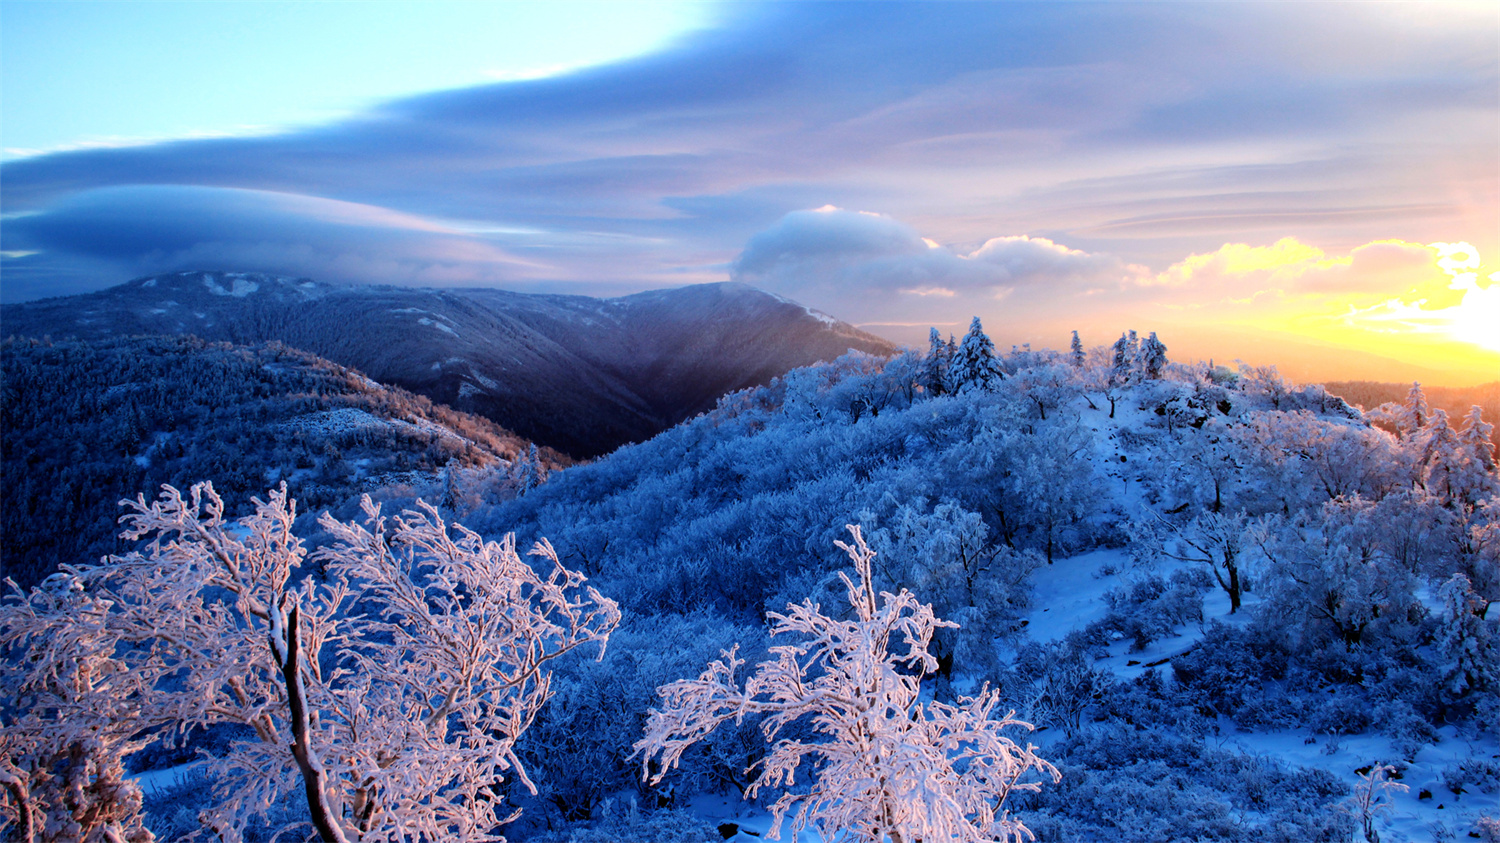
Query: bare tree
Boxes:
[{"xmin": 634, "ymin": 526, "xmax": 1058, "ymax": 843}]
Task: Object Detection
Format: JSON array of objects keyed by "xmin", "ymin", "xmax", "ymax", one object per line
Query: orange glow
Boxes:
[{"xmin": 1143, "ymin": 239, "xmax": 1500, "ymax": 385}]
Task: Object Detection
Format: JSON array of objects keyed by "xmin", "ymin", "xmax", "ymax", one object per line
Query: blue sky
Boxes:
[{"xmin": 2, "ymin": 1, "xmax": 1497, "ymax": 381}]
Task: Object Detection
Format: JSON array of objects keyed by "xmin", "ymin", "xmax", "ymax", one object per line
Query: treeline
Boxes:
[
  {"xmin": 0, "ymin": 335, "xmax": 565, "ymax": 590},
  {"xmin": 1325, "ymin": 379, "xmax": 1500, "ymax": 425}
]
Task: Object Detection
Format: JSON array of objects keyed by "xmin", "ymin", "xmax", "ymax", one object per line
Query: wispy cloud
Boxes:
[{"xmin": 0, "ymin": 0, "xmax": 1493, "ymax": 346}]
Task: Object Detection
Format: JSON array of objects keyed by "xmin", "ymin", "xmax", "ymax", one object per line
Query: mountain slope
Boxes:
[
  {"xmin": 2, "ymin": 273, "xmax": 897, "ymax": 457},
  {"xmin": 0, "ymin": 335, "xmax": 558, "ymax": 589}
]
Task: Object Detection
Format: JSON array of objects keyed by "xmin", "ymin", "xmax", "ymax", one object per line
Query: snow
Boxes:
[
  {"xmin": 1025, "ymin": 549, "xmax": 1127, "ymax": 643},
  {"xmin": 203, "ymin": 276, "xmax": 259, "ymax": 297},
  {"xmin": 417, "ymin": 316, "xmax": 458, "ymax": 337},
  {"xmin": 132, "ymin": 761, "xmax": 205, "ymax": 796},
  {"xmin": 468, "ymin": 368, "xmax": 499, "ymax": 390},
  {"xmin": 141, "ymin": 278, "xmax": 156, "ymax": 287},
  {"xmin": 1230, "ymin": 727, "xmax": 1499, "ymax": 842}
]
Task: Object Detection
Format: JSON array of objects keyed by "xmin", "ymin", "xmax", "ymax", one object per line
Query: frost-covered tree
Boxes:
[
  {"xmin": 1394, "ymin": 382, "xmax": 1429, "ymax": 441},
  {"xmin": 1246, "ymin": 503, "xmax": 1420, "ymax": 648},
  {"xmin": 0, "ymin": 483, "xmax": 619, "ymax": 842},
  {"xmin": 1461, "ymin": 404, "xmax": 1498, "ymax": 473},
  {"xmin": 950, "ymin": 317, "xmax": 1004, "ymax": 393},
  {"xmin": 1069, "ymin": 330, "xmax": 1085, "ymax": 369},
  {"xmin": 1237, "ymin": 365, "xmax": 1290, "ymax": 410},
  {"xmin": 634, "ymin": 526, "xmax": 1058, "ymax": 843},
  {"xmin": 1145, "ymin": 510, "xmax": 1250, "ymax": 613},
  {"xmin": 1013, "ymin": 363, "xmax": 1076, "ymax": 422},
  {"xmin": 863, "ymin": 499, "xmax": 1039, "ymax": 676},
  {"xmin": 0, "ymin": 575, "xmax": 157, "ymax": 842},
  {"xmin": 921, "ymin": 328, "xmax": 953, "ymax": 396},
  {"xmin": 1434, "ymin": 574, "xmax": 1497, "ymax": 701}
]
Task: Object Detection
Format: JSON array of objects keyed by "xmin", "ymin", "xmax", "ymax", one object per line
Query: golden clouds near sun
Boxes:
[{"xmin": 1147, "ymin": 237, "xmax": 1498, "ymax": 383}]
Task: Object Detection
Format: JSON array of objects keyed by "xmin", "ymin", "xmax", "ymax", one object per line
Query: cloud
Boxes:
[
  {"xmin": 730, "ymin": 207, "xmax": 1144, "ymax": 329},
  {"xmin": 0, "ymin": 3, "xmax": 1493, "ymax": 302},
  {"xmin": 725, "ymin": 207, "xmax": 1499, "ymax": 363},
  {"xmin": 1150, "ymin": 237, "xmax": 1447, "ymax": 303},
  {"xmin": 1, "ymin": 185, "xmax": 541, "ymax": 300}
]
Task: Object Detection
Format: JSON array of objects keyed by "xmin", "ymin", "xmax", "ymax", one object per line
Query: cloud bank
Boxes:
[
  {"xmin": 1, "ymin": 0, "xmax": 1494, "ymax": 384},
  {"xmin": 731, "ymin": 207, "xmax": 1145, "ymax": 329}
]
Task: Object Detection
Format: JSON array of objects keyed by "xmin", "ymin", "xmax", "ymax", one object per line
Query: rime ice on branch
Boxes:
[
  {"xmin": 634, "ymin": 525, "xmax": 1058, "ymax": 843},
  {"xmin": 0, "ymin": 482, "xmax": 619, "ymax": 843}
]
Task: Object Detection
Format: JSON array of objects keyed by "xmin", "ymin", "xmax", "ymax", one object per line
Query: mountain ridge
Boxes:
[{"xmin": 2, "ymin": 273, "xmax": 898, "ymax": 457}]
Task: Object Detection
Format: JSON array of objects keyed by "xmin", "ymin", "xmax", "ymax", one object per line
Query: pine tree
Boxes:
[
  {"xmin": 1460, "ymin": 404, "xmax": 1498, "ymax": 472},
  {"xmin": 920, "ymin": 327, "xmax": 951, "ymax": 396},
  {"xmin": 950, "ymin": 317, "xmax": 1004, "ymax": 393},
  {"xmin": 1110, "ymin": 333, "xmax": 1130, "ymax": 385},
  {"xmin": 1396, "ymin": 382, "xmax": 1429, "ymax": 441},
  {"xmin": 1069, "ymin": 331, "xmax": 1085, "ymax": 368},
  {"xmin": 1141, "ymin": 331, "xmax": 1167, "ymax": 379}
]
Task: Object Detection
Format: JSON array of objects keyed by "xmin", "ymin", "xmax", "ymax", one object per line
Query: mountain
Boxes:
[
  {"xmin": 2, "ymin": 273, "xmax": 898, "ymax": 457},
  {"xmin": 0, "ymin": 334, "xmax": 559, "ymax": 589}
]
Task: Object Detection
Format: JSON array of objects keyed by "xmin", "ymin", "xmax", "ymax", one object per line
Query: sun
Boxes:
[
  {"xmin": 1446, "ymin": 272, "xmax": 1500, "ymax": 354},
  {"xmin": 1431, "ymin": 242, "xmax": 1500, "ymax": 355}
]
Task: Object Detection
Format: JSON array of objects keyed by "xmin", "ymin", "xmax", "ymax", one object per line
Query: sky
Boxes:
[{"xmin": 2, "ymin": 1, "xmax": 1497, "ymax": 385}]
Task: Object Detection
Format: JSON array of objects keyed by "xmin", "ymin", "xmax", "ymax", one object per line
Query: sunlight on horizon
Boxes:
[{"xmin": 1325, "ymin": 242, "xmax": 1499, "ymax": 359}]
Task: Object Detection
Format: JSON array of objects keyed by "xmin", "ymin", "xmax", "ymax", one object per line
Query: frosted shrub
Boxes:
[
  {"xmin": 1350, "ymin": 762, "xmax": 1408, "ymax": 843},
  {"xmin": 517, "ymin": 612, "xmax": 770, "ymax": 825},
  {"xmin": 635, "ymin": 526, "xmax": 1058, "ymax": 843},
  {"xmin": 1100, "ymin": 569, "xmax": 1209, "ymax": 651}
]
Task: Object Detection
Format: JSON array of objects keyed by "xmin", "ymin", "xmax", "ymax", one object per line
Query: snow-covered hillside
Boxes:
[
  {"xmin": 467, "ymin": 331, "xmax": 1498, "ymax": 841},
  {"xmin": 4, "ymin": 327, "xmax": 1496, "ymax": 842}
]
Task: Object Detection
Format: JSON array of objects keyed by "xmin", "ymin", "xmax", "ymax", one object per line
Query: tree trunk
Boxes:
[{"xmin": 273, "ymin": 604, "xmax": 351, "ymax": 843}]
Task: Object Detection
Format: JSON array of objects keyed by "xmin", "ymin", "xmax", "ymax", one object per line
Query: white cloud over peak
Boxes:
[{"xmin": 730, "ymin": 208, "xmax": 1143, "ymax": 327}]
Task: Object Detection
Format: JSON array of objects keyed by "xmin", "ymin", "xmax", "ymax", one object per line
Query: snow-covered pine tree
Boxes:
[
  {"xmin": 950, "ymin": 317, "xmax": 1004, "ymax": 393},
  {"xmin": 1396, "ymin": 382, "xmax": 1429, "ymax": 441},
  {"xmin": 635, "ymin": 526, "xmax": 1058, "ymax": 843},
  {"xmin": 1110, "ymin": 333, "xmax": 1130, "ymax": 385},
  {"xmin": 1141, "ymin": 331, "xmax": 1168, "ymax": 379},
  {"xmin": 946, "ymin": 334, "xmax": 959, "ymax": 390},
  {"xmin": 1422, "ymin": 408, "xmax": 1500, "ymax": 510},
  {"xmin": 1070, "ymin": 330, "xmax": 1085, "ymax": 368},
  {"xmin": 920, "ymin": 327, "xmax": 951, "ymax": 396},
  {"xmin": 1434, "ymin": 574, "xmax": 1496, "ymax": 701},
  {"xmin": 1460, "ymin": 404, "xmax": 1498, "ymax": 473}
]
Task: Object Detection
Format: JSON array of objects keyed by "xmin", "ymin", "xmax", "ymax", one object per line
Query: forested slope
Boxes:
[
  {"xmin": 469, "ymin": 332, "xmax": 1499, "ymax": 841},
  {"xmin": 0, "ymin": 335, "xmax": 560, "ymax": 589},
  {"xmin": 3, "ymin": 326, "xmax": 1496, "ymax": 842},
  {"xmin": 2, "ymin": 272, "xmax": 896, "ymax": 457}
]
